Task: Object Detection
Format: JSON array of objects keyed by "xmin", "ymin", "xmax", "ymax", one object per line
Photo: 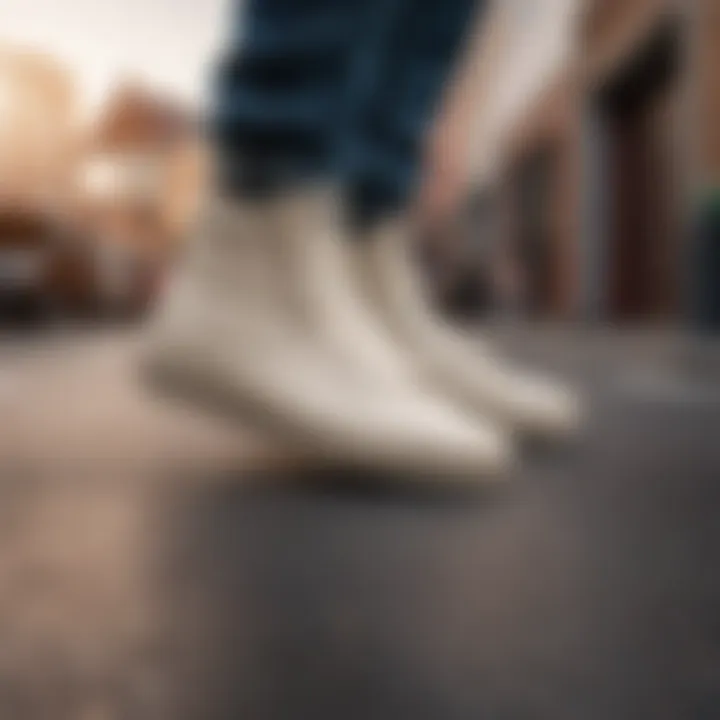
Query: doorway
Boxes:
[{"xmin": 597, "ymin": 20, "xmax": 681, "ymax": 321}]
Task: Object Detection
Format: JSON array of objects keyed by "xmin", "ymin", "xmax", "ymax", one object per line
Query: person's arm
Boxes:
[{"xmin": 417, "ymin": 2, "xmax": 501, "ymax": 222}]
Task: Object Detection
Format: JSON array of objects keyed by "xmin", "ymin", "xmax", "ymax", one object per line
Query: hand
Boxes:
[{"xmin": 418, "ymin": 122, "xmax": 471, "ymax": 222}]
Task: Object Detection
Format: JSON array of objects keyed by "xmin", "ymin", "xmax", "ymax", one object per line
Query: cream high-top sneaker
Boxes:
[
  {"xmin": 142, "ymin": 193, "xmax": 512, "ymax": 477},
  {"xmin": 348, "ymin": 218, "xmax": 582, "ymax": 438},
  {"xmin": 276, "ymin": 192, "xmax": 421, "ymax": 389}
]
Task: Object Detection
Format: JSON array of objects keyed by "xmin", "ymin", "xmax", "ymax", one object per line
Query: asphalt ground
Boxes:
[{"xmin": 1, "ymin": 327, "xmax": 719, "ymax": 720}]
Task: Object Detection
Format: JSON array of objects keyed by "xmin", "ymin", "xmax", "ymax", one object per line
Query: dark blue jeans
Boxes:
[{"xmin": 213, "ymin": 0, "xmax": 482, "ymax": 225}]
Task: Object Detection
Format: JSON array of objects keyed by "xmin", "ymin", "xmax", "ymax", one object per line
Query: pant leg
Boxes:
[
  {"xmin": 212, "ymin": 0, "xmax": 370, "ymax": 195},
  {"xmin": 343, "ymin": 0, "xmax": 484, "ymax": 225}
]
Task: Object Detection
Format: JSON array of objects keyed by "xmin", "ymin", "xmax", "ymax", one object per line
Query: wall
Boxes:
[{"xmin": 695, "ymin": 0, "xmax": 720, "ymax": 186}]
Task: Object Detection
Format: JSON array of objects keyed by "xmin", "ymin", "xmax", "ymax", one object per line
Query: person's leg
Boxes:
[
  {"xmin": 209, "ymin": 0, "xmax": 421, "ymax": 388},
  {"xmin": 281, "ymin": 0, "xmax": 490, "ymax": 403},
  {"xmin": 143, "ymin": 0, "xmax": 510, "ymax": 478},
  {"xmin": 211, "ymin": 0, "xmax": 367, "ymax": 194},
  {"xmin": 335, "ymin": 0, "xmax": 581, "ymax": 438},
  {"xmin": 343, "ymin": 0, "xmax": 482, "ymax": 226}
]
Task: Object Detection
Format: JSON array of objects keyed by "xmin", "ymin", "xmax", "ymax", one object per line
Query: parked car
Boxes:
[
  {"xmin": 0, "ymin": 206, "xmax": 155, "ymax": 324},
  {"xmin": 0, "ymin": 208, "xmax": 60, "ymax": 322}
]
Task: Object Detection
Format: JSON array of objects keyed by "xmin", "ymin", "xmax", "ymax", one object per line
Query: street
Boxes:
[{"xmin": 1, "ymin": 326, "xmax": 720, "ymax": 719}]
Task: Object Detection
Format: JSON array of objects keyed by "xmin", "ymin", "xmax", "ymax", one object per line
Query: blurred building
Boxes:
[
  {"xmin": 472, "ymin": 0, "xmax": 720, "ymax": 324},
  {"xmin": 77, "ymin": 84, "xmax": 207, "ymax": 315},
  {"xmin": 0, "ymin": 47, "xmax": 79, "ymax": 209},
  {"xmin": 80, "ymin": 84, "xmax": 205, "ymax": 251},
  {"xmin": 0, "ymin": 48, "xmax": 92, "ymax": 322}
]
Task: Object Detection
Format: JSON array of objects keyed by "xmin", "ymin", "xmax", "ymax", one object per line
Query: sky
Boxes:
[{"xmin": 1, "ymin": 0, "xmax": 229, "ymax": 117}]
